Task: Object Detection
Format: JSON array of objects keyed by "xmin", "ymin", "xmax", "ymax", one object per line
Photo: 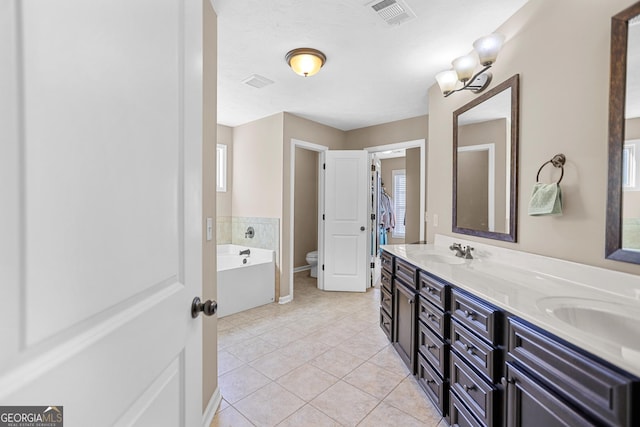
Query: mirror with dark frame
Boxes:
[
  {"xmin": 453, "ymin": 74, "xmax": 519, "ymax": 242},
  {"xmin": 607, "ymin": 1, "xmax": 640, "ymax": 263}
]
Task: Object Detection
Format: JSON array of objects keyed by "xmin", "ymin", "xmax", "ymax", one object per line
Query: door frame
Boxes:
[
  {"xmin": 365, "ymin": 139, "xmax": 427, "ymax": 241},
  {"xmin": 287, "ymin": 139, "xmax": 328, "ymax": 301}
]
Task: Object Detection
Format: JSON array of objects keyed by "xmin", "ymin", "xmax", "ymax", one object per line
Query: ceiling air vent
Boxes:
[
  {"xmin": 367, "ymin": 0, "xmax": 416, "ymax": 27},
  {"xmin": 242, "ymin": 74, "xmax": 274, "ymax": 89}
]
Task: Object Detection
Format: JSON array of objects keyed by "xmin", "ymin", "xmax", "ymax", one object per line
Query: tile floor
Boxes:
[{"xmin": 212, "ymin": 272, "xmax": 446, "ymax": 427}]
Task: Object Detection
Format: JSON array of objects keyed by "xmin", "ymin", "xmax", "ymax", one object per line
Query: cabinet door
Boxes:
[
  {"xmin": 393, "ymin": 281, "xmax": 417, "ymax": 373},
  {"xmin": 505, "ymin": 362, "xmax": 596, "ymax": 427}
]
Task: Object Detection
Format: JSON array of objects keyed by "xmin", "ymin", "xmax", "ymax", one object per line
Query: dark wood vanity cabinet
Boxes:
[
  {"xmin": 449, "ymin": 289, "xmax": 503, "ymax": 426},
  {"xmin": 379, "ymin": 252, "xmax": 394, "ymax": 340},
  {"xmin": 379, "ymin": 251, "xmax": 639, "ymax": 427},
  {"xmin": 416, "ymin": 271, "xmax": 451, "ymax": 416},
  {"xmin": 505, "ymin": 317, "xmax": 639, "ymax": 427}
]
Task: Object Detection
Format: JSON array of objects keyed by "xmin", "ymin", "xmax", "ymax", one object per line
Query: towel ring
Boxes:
[{"xmin": 536, "ymin": 154, "xmax": 566, "ymax": 184}]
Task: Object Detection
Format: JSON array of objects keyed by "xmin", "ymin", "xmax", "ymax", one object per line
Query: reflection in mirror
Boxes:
[
  {"xmin": 607, "ymin": 2, "xmax": 640, "ymax": 264},
  {"xmin": 453, "ymin": 75, "xmax": 519, "ymax": 242},
  {"xmin": 622, "ymin": 17, "xmax": 640, "ymax": 251}
]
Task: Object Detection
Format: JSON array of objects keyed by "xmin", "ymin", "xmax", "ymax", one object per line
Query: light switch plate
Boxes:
[{"xmin": 206, "ymin": 217, "xmax": 213, "ymax": 241}]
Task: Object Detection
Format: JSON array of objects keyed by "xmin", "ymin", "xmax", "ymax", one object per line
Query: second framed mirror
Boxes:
[{"xmin": 453, "ymin": 74, "xmax": 520, "ymax": 242}]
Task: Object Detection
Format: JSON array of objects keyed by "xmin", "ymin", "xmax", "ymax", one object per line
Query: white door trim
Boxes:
[
  {"xmin": 364, "ymin": 139, "xmax": 426, "ymax": 241},
  {"xmin": 288, "ymin": 139, "xmax": 328, "ymax": 301}
]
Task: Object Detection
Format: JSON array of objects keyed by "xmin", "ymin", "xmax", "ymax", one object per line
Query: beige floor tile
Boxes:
[
  {"xmin": 218, "ymin": 350, "xmax": 246, "ymax": 376},
  {"xmin": 310, "ymin": 381, "xmax": 378, "ymax": 426},
  {"xmin": 218, "ymin": 327, "xmax": 255, "ymax": 350},
  {"xmin": 235, "ymin": 382, "xmax": 305, "ymax": 426},
  {"xmin": 383, "ymin": 377, "xmax": 442, "ymax": 424},
  {"xmin": 357, "ymin": 402, "xmax": 433, "ymax": 427},
  {"xmin": 225, "ymin": 336, "xmax": 278, "ymax": 363},
  {"xmin": 277, "ymin": 337, "xmax": 332, "ymax": 363},
  {"xmin": 249, "ymin": 352, "xmax": 305, "ymax": 380},
  {"xmin": 310, "ymin": 347, "xmax": 366, "ymax": 379},
  {"xmin": 343, "ymin": 362, "xmax": 405, "ymax": 399},
  {"xmin": 367, "ymin": 345, "xmax": 411, "ymax": 378},
  {"xmin": 217, "ymin": 398, "xmax": 230, "ymax": 412},
  {"xmin": 305, "ymin": 325, "xmax": 359, "ymax": 346},
  {"xmin": 258, "ymin": 325, "xmax": 308, "ymax": 348},
  {"xmin": 338, "ymin": 334, "xmax": 389, "ymax": 360},
  {"xmin": 276, "ymin": 364, "xmax": 339, "ymax": 401},
  {"xmin": 210, "ymin": 406, "xmax": 254, "ymax": 427},
  {"xmin": 218, "ymin": 365, "xmax": 271, "ymax": 403},
  {"xmin": 276, "ymin": 404, "xmax": 340, "ymax": 427}
]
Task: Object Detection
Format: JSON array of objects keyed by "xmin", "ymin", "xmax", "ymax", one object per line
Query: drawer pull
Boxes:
[
  {"xmin": 501, "ymin": 377, "xmax": 514, "ymax": 387},
  {"xmin": 427, "ymin": 313, "xmax": 436, "ymax": 320},
  {"xmin": 426, "ymin": 379, "xmax": 435, "ymax": 384},
  {"xmin": 426, "ymin": 286, "xmax": 436, "ymax": 294},
  {"xmin": 383, "ymin": 321, "xmax": 390, "ymax": 326},
  {"xmin": 463, "ymin": 310, "xmax": 475, "ymax": 319},
  {"xmin": 463, "ymin": 343, "xmax": 475, "ymax": 354},
  {"xmin": 427, "ymin": 344, "xmax": 436, "ymax": 350},
  {"xmin": 463, "ymin": 384, "xmax": 476, "ymax": 392},
  {"xmin": 409, "ymin": 298, "xmax": 414, "ymax": 304}
]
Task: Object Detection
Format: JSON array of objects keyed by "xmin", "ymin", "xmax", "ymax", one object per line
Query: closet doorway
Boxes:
[{"xmin": 366, "ymin": 139, "xmax": 426, "ymax": 287}]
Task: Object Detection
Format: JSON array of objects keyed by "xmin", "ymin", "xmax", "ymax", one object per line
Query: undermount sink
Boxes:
[
  {"xmin": 536, "ymin": 297, "xmax": 640, "ymax": 349},
  {"xmin": 412, "ymin": 250, "xmax": 466, "ymax": 265}
]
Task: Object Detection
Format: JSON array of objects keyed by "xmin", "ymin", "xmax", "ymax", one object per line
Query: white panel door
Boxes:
[
  {"xmin": 324, "ymin": 151, "xmax": 368, "ymax": 292},
  {"xmin": 0, "ymin": 0, "xmax": 203, "ymax": 426}
]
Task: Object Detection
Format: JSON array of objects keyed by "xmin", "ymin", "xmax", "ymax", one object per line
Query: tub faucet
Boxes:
[
  {"xmin": 245, "ymin": 226, "xmax": 255, "ymax": 238},
  {"xmin": 239, "ymin": 249, "xmax": 250, "ymax": 256}
]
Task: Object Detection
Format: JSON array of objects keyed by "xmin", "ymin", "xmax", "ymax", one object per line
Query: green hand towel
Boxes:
[{"xmin": 528, "ymin": 183, "xmax": 562, "ymax": 216}]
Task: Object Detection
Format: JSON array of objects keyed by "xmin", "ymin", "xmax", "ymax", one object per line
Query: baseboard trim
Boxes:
[
  {"xmin": 202, "ymin": 386, "xmax": 221, "ymax": 427},
  {"xmin": 278, "ymin": 294, "xmax": 293, "ymax": 304},
  {"xmin": 293, "ymin": 265, "xmax": 311, "ymax": 273}
]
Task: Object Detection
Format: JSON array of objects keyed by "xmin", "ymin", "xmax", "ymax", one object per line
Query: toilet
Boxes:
[{"xmin": 305, "ymin": 250, "xmax": 318, "ymax": 278}]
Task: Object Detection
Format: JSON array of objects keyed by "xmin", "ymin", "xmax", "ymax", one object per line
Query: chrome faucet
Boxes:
[
  {"xmin": 239, "ymin": 249, "xmax": 250, "ymax": 256},
  {"xmin": 450, "ymin": 243, "xmax": 474, "ymax": 259},
  {"xmin": 450, "ymin": 243, "xmax": 465, "ymax": 257}
]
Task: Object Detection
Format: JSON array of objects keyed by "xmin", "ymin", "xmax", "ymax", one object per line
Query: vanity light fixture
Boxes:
[
  {"xmin": 285, "ymin": 48, "xmax": 326, "ymax": 77},
  {"xmin": 436, "ymin": 33, "xmax": 505, "ymax": 97}
]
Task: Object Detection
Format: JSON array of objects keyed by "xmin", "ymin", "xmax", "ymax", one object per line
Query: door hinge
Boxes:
[
  {"xmin": 322, "ymin": 264, "xmax": 325, "ymax": 271},
  {"xmin": 370, "ymin": 164, "xmax": 375, "ymax": 171},
  {"xmin": 370, "ymin": 262, "xmax": 375, "ymax": 268},
  {"xmin": 322, "ymin": 214, "xmax": 325, "ymax": 220},
  {"xmin": 371, "ymin": 213, "xmax": 375, "ymax": 220},
  {"xmin": 323, "ymin": 163, "xmax": 326, "ymax": 170}
]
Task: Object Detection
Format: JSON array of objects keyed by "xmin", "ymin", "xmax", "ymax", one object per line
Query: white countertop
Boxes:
[{"xmin": 381, "ymin": 235, "xmax": 640, "ymax": 378}]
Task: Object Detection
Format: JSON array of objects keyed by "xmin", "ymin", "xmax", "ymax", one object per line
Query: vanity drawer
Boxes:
[
  {"xmin": 418, "ymin": 319, "xmax": 449, "ymax": 377},
  {"xmin": 451, "ymin": 352, "xmax": 499, "ymax": 427},
  {"xmin": 451, "ymin": 320, "xmax": 501, "ymax": 383},
  {"xmin": 417, "ymin": 352, "xmax": 448, "ymax": 416},
  {"xmin": 394, "ymin": 257, "xmax": 417, "ymax": 287},
  {"xmin": 419, "ymin": 296, "xmax": 449, "ymax": 339},
  {"xmin": 381, "ymin": 268, "xmax": 393, "ymax": 293},
  {"xmin": 380, "ymin": 251, "xmax": 394, "ymax": 273},
  {"xmin": 450, "ymin": 390, "xmax": 484, "ymax": 427},
  {"xmin": 451, "ymin": 289, "xmax": 502, "ymax": 345},
  {"xmin": 508, "ymin": 317, "xmax": 634, "ymax": 427},
  {"xmin": 379, "ymin": 309, "xmax": 392, "ymax": 341},
  {"xmin": 380, "ymin": 286, "xmax": 392, "ymax": 317},
  {"xmin": 418, "ymin": 270, "xmax": 449, "ymax": 311}
]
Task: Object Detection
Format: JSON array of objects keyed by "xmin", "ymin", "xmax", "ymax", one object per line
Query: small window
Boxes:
[
  {"xmin": 216, "ymin": 144, "xmax": 227, "ymax": 192},
  {"xmin": 392, "ymin": 169, "xmax": 406, "ymax": 238},
  {"xmin": 624, "ymin": 140, "xmax": 640, "ymax": 191}
]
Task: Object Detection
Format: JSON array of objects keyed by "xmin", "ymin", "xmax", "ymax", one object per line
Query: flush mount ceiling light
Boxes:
[
  {"xmin": 435, "ymin": 33, "xmax": 505, "ymax": 97},
  {"xmin": 285, "ymin": 48, "xmax": 326, "ymax": 77}
]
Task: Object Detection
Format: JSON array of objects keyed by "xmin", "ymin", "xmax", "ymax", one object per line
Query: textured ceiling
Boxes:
[{"xmin": 211, "ymin": 0, "xmax": 529, "ymax": 131}]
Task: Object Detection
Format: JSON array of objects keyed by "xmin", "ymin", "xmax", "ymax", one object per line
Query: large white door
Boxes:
[
  {"xmin": 0, "ymin": 1, "xmax": 203, "ymax": 426},
  {"xmin": 323, "ymin": 151, "xmax": 369, "ymax": 292}
]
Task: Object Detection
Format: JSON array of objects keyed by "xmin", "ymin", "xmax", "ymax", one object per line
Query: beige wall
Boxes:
[
  {"xmin": 294, "ymin": 147, "xmax": 319, "ymax": 267},
  {"xmin": 202, "ymin": 0, "xmax": 217, "ymax": 412},
  {"xmin": 216, "ymin": 124, "xmax": 233, "ymax": 217},
  {"xmin": 380, "ymin": 157, "xmax": 406, "ymax": 245},
  {"xmin": 458, "ymin": 118, "xmax": 508, "ymax": 233},
  {"xmin": 345, "ymin": 115, "xmax": 428, "ymax": 149},
  {"xmin": 405, "ymin": 147, "xmax": 421, "ymax": 243},
  {"xmin": 427, "ymin": 0, "xmax": 640, "ymax": 275},
  {"xmin": 232, "ymin": 113, "xmax": 284, "ymax": 218},
  {"xmin": 281, "ymin": 113, "xmax": 347, "ymax": 297}
]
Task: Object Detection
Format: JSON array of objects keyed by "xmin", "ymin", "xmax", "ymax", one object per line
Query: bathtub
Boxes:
[{"xmin": 216, "ymin": 244, "xmax": 275, "ymax": 318}]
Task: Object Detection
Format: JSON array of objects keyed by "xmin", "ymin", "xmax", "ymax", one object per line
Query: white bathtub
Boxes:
[{"xmin": 216, "ymin": 244, "xmax": 275, "ymax": 318}]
